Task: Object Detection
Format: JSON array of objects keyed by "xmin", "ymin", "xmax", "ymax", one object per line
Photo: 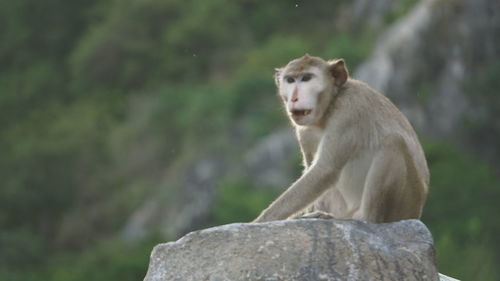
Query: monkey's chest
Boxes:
[{"xmin": 300, "ymin": 128, "xmax": 323, "ymax": 161}]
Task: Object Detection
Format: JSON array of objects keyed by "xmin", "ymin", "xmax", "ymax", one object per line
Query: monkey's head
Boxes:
[{"xmin": 275, "ymin": 54, "xmax": 349, "ymax": 126}]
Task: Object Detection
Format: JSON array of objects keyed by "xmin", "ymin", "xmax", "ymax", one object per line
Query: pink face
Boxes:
[{"xmin": 278, "ymin": 66, "xmax": 329, "ymax": 126}]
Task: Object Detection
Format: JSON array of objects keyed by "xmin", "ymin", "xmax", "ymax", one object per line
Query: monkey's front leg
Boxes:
[{"xmin": 252, "ymin": 164, "xmax": 340, "ymax": 223}]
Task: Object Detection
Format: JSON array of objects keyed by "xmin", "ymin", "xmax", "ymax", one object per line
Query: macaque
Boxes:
[{"xmin": 253, "ymin": 54, "xmax": 429, "ymax": 223}]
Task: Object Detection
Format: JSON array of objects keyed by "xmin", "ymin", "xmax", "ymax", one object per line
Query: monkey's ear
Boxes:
[
  {"xmin": 328, "ymin": 59, "xmax": 349, "ymax": 87},
  {"xmin": 274, "ymin": 67, "xmax": 283, "ymax": 87}
]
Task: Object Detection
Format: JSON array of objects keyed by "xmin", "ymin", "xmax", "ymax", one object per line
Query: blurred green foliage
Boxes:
[
  {"xmin": 463, "ymin": 61, "xmax": 500, "ymax": 163},
  {"xmin": 422, "ymin": 141, "xmax": 500, "ymax": 281},
  {"xmin": 210, "ymin": 179, "xmax": 278, "ymax": 224},
  {"xmin": 0, "ymin": 0, "xmax": 498, "ymax": 281},
  {"xmin": 46, "ymin": 237, "xmax": 160, "ymax": 281}
]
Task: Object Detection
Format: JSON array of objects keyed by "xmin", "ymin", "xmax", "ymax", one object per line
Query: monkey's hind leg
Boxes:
[
  {"xmin": 356, "ymin": 146, "xmax": 407, "ymax": 223},
  {"xmin": 299, "ymin": 211, "xmax": 335, "ymax": 220}
]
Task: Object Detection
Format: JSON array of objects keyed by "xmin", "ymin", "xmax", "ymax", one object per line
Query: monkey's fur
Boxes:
[{"xmin": 253, "ymin": 55, "xmax": 429, "ymax": 223}]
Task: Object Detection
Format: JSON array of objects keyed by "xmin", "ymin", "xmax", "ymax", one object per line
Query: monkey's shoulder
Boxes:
[
  {"xmin": 338, "ymin": 79, "xmax": 389, "ymax": 105},
  {"xmin": 337, "ymin": 80, "xmax": 410, "ymax": 124}
]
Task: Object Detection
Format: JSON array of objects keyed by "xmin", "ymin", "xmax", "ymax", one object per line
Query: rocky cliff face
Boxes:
[
  {"xmin": 355, "ymin": 0, "xmax": 500, "ymax": 142},
  {"xmin": 143, "ymin": 219, "xmax": 439, "ymax": 281}
]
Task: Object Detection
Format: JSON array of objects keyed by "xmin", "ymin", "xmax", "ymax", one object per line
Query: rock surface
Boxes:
[{"xmin": 144, "ymin": 219, "xmax": 439, "ymax": 281}]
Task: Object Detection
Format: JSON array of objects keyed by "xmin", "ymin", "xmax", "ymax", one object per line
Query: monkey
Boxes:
[{"xmin": 253, "ymin": 54, "xmax": 429, "ymax": 223}]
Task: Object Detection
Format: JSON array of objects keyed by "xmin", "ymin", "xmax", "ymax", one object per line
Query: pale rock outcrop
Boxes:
[{"xmin": 144, "ymin": 219, "xmax": 440, "ymax": 281}]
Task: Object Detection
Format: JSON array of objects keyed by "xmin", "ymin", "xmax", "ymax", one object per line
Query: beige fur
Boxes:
[{"xmin": 253, "ymin": 55, "xmax": 429, "ymax": 223}]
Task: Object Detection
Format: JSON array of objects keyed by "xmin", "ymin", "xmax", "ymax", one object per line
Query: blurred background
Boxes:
[{"xmin": 1, "ymin": 0, "xmax": 499, "ymax": 280}]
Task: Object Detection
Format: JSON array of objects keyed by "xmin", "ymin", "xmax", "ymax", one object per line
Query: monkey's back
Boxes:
[
  {"xmin": 334, "ymin": 79, "xmax": 429, "ymax": 184},
  {"xmin": 315, "ymin": 79, "xmax": 430, "ymax": 220}
]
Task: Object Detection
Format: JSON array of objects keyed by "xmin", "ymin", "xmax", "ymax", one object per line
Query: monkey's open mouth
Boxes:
[{"xmin": 291, "ymin": 109, "xmax": 312, "ymax": 117}]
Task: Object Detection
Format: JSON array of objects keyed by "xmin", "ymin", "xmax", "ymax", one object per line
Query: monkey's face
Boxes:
[{"xmin": 278, "ymin": 66, "xmax": 333, "ymax": 126}]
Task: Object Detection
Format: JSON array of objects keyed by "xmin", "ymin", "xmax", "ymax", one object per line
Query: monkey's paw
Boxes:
[{"xmin": 299, "ymin": 211, "xmax": 335, "ymax": 220}]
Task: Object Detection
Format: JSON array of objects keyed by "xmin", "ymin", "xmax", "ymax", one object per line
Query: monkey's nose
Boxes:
[{"xmin": 291, "ymin": 97, "xmax": 299, "ymax": 102}]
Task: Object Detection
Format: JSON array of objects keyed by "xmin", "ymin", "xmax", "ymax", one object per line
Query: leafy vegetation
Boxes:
[
  {"xmin": 463, "ymin": 61, "xmax": 500, "ymax": 163},
  {"xmin": 1, "ymin": 1, "xmax": 498, "ymax": 281},
  {"xmin": 422, "ymin": 141, "xmax": 500, "ymax": 281},
  {"xmin": 210, "ymin": 179, "xmax": 278, "ymax": 224}
]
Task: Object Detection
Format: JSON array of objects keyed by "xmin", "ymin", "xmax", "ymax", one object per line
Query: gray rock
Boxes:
[{"xmin": 144, "ymin": 219, "xmax": 439, "ymax": 281}]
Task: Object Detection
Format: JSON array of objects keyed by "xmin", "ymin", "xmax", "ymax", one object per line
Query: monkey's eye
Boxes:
[
  {"xmin": 301, "ymin": 74, "xmax": 312, "ymax": 82},
  {"xmin": 286, "ymin": 77, "xmax": 295, "ymax": 83}
]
